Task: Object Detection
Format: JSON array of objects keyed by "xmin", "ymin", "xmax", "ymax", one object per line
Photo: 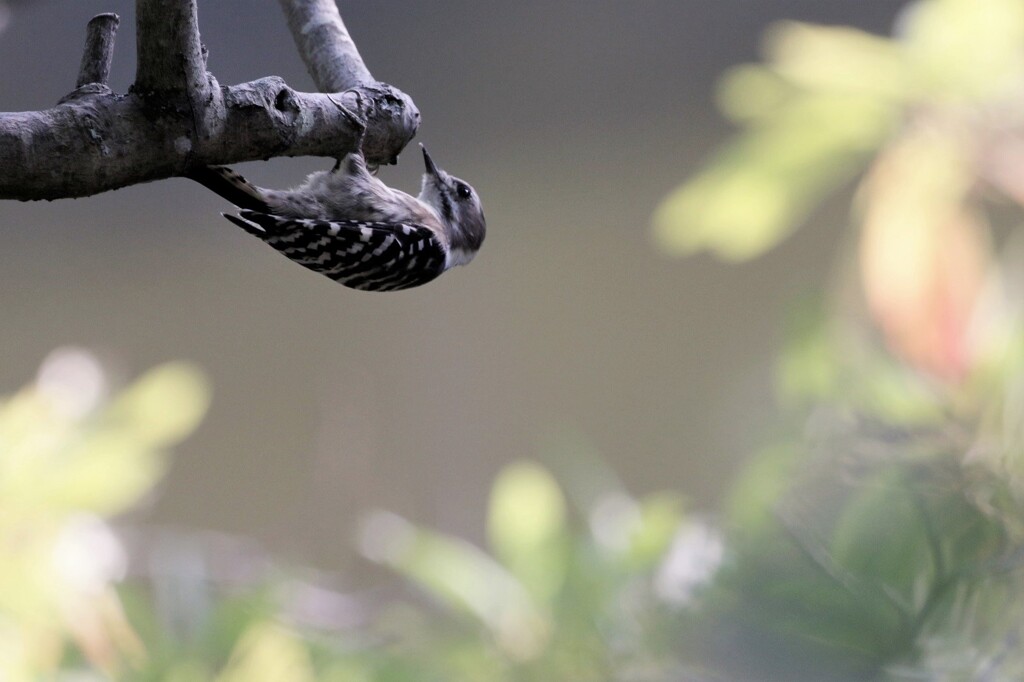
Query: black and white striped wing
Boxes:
[{"xmin": 224, "ymin": 210, "xmax": 447, "ymax": 292}]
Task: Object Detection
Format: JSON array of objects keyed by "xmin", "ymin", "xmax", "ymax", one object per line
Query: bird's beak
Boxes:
[{"xmin": 420, "ymin": 144, "xmax": 440, "ymax": 178}]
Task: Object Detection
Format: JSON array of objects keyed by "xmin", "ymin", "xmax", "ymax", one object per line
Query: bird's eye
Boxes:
[{"xmin": 455, "ymin": 182, "xmax": 472, "ymax": 199}]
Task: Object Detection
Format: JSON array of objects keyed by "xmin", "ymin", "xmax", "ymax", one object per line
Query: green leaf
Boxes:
[
  {"xmin": 361, "ymin": 511, "xmax": 550, "ymax": 660},
  {"xmin": 105, "ymin": 362, "xmax": 211, "ymax": 449},
  {"xmin": 851, "ymin": 359, "xmax": 945, "ymax": 426},
  {"xmin": 487, "ymin": 460, "xmax": 568, "ymax": 602},
  {"xmin": 724, "ymin": 443, "xmax": 804, "ymax": 535},
  {"xmin": 628, "ymin": 492, "xmax": 685, "ymax": 567},
  {"xmin": 216, "ymin": 623, "xmax": 315, "ymax": 682},
  {"xmin": 902, "ymin": 0, "xmax": 1024, "ymax": 102},
  {"xmin": 39, "ymin": 432, "xmax": 166, "ymax": 515},
  {"xmin": 766, "ymin": 21, "xmax": 912, "ymax": 101},
  {"xmin": 653, "ymin": 94, "xmax": 893, "ymax": 261},
  {"xmin": 716, "ymin": 65, "xmax": 794, "ymax": 122},
  {"xmin": 829, "ymin": 468, "xmax": 931, "ymax": 599}
]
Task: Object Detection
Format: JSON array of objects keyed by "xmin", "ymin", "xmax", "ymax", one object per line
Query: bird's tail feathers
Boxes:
[
  {"xmin": 189, "ymin": 166, "xmax": 273, "ymax": 213},
  {"xmin": 221, "ymin": 211, "xmax": 267, "ymax": 236},
  {"xmin": 222, "ymin": 209, "xmax": 298, "ymax": 238}
]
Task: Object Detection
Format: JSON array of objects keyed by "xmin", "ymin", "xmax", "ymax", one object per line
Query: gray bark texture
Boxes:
[
  {"xmin": 0, "ymin": 0, "xmax": 420, "ymax": 201},
  {"xmin": 77, "ymin": 13, "xmax": 119, "ymax": 88}
]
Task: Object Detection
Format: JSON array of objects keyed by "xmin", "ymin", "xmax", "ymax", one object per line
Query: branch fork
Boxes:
[{"xmin": 0, "ymin": 0, "xmax": 420, "ymax": 201}]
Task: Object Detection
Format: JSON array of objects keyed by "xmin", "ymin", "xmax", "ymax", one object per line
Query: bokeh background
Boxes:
[{"xmin": 0, "ymin": 0, "xmax": 903, "ymax": 582}]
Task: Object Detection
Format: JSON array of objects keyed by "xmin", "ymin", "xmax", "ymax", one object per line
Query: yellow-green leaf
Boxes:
[
  {"xmin": 654, "ymin": 94, "xmax": 893, "ymax": 261},
  {"xmin": 217, "ymin": 623, "xmax": 315, "ymax": 682},
  {"xmin": 361, "ymin": 510, "xmax": 550, "ymax": 660},
  {"xmin": 629, "ymin": 492, "xmax": 685, "ymax": 566},
  {"xmin": 106, "ymin": 362, "xmax": 211, "ymax": 449},
  {"xmin": 487, "ymin": 460, "xmax": 568, "ymax": 602},
  {"xmin": 767, "ymin": 21, "xmax": 912, "ymax": 101},
  {"xmin": 902, "ymin": 0, "xmax": 1024, "ymax": 102}
]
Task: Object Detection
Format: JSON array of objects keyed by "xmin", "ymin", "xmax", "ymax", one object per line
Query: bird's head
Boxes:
[{"xmin": 417, "ymin": 145, "xmax": 486, "ymax": 266}]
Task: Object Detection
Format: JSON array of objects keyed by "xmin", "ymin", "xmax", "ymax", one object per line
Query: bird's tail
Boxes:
[
  {"xmin": 221, "ymin": 209, "xmax": 292, "ymax": 237},
  {"xmin": 187, "ymin": 166, "xmax": 273, "ymax": 213}
]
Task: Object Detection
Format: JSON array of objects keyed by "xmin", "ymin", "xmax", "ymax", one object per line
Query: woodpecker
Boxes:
[{"xmin": 188, "ymin": 146, "xmax": 486, "ymax": 292}]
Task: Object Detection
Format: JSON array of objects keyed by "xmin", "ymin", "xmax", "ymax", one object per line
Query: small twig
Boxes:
[
  {"xmin": 76, "ymin": 13, "xmax": 119, "ymax": 88},
  {"xmin": 134, "ymin": 0, "xmax": 209, "ymax": 98},
  {"xmin": 278, "ymin": 0, "xmax": 373, "ymax": 92}
]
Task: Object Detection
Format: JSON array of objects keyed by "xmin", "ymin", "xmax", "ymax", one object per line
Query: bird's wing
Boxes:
[{"xmin": 223, "ymin": 210, "xmax": 447, "ymax": 292}]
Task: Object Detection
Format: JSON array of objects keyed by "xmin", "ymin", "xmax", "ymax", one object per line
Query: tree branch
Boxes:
[
  {"xmin": 275, "ymin": 0, "xmax": 420, "ymax": 164},
  {"xmin": 0, "ymin": 81, "xmax": 402, "ymax": 200},
  {"xmin": 134, "ymin": 0, "xmax": 209, "ymax": 99},
  {"xmin": 0, "ymin": 1, "xmax": 421, "ymax": 202},
  {"xmin": 278, "ymin": 0, "xmax": 372, "ymax": 92},
  {"xmin": 77, "ymin": 13, "xmax": 119, "ymax": 88}
]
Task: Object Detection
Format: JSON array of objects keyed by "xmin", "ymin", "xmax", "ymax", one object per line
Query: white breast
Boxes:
[{"xmin": 445, "ymin": 247, "xmax": 476, "ymax": 269}]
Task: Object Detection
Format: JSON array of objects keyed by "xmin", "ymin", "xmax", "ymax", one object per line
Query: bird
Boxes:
[{"xmin": 188, "ymin": 145, "xmax": 485, "ymax": 292}]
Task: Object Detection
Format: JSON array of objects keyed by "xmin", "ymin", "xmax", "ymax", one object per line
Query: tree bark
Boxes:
[
  {"xmin": 278, "ymin": 0, "xmax": 372, "ymax": 91},
  {"xmin": 135, "ymin": 0, "xmax": 209, "ymax": 98},
  {"xmin": 76, "ymin": 13, "xmax": 119, "ymax": 88},
  {"xmin": 0, "ymin": 0, "xmax": 419, "ymax": 202}
]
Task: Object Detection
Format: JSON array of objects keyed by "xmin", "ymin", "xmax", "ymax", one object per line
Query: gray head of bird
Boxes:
[{"xmin": 418, "ymin": 145, "xmax": 486, "ymax": 264}]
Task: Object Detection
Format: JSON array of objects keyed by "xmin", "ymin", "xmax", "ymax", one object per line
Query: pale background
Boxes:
[{"xmin": 0, "ymin": 1, "xmax": 903, "ymax": 581}]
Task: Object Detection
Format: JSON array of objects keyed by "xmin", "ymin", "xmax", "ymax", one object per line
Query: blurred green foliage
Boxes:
[
  {"xmin": 651, "ymin": 0, "xmax": 1024, "ymax": 678},
  {"xmin": 352, "ymin": 459, "xmax": 696, "ymax": 681},
  {"xmin": 653, "ymin": 0, "xmax": 1024, "ymax": 262},
  {"xmin": 0, "ymin": 353, "xmax": 702, "ymax": 680},
  {"xmin": 0, "ymin": 350, "xmax": 209, "ymax": 680},
  {"xmin": 715, "ymin": 411, "xmax": 1024, "ymax": 680}
]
